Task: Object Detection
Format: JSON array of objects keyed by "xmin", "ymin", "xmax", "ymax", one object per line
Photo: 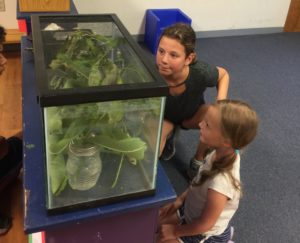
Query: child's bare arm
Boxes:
[
  {"xmin": 162, "ymin": 189, "xmax": 228, "ymax": 239},
  {"xmin": 159, "ymin": 189, "xmax": 188, "ymax": 218},
  {"xmin": 216, "ymin": 66, "xmax": 229, "ymax": 101}
]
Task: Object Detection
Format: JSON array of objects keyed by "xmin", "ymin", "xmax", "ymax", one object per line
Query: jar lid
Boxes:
[{"xmin": 69, "ymin": 140, "xmax": 99, "ymax": 156}]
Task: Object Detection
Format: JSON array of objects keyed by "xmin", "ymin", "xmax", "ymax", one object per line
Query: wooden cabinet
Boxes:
[
  {"xmin": 284, "ymin": 0, "xmax": 300, "ymax": 32},
  {"xmin": 18, "ymin": 0, "xmax": 70, "ymax": 12}
]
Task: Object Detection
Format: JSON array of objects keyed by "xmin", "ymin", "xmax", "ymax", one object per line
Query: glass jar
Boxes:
[{"xmin": 66, "ymin": 141, "xmax": 102, "ymax": 191}]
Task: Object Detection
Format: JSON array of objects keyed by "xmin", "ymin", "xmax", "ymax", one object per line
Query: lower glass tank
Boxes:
[{"xmin": 44, "ymin": 97, "xmax": 165, "ymax": 214}]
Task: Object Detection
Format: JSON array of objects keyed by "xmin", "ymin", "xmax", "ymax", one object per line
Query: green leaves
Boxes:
[
  {"xmin": 102, "ymin": 63, "xmax": 118, "ymax": 86},
  {"xmin": 90, "ymin": 135, "xmax": 147, "ymax": 160},
  {"xmin": 88, "ymin": 59, "xmax": 103, "ymax": 86},
  {"xmin": 47, "ymin": 113, "xmax": 62, "ymax": 134},
  {"xmin": 49, "ymin": 154, "xmax": 68, "ymax": 196},
  {"xmin": 49, "ymin": 30, "xmax": 122, "ymax": 89},
  {"xmin": 48, "ymin": 136, "xmax": 69, "ymax": 154}
]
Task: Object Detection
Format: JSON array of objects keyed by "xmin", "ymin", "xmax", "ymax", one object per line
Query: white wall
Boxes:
[
  {"xmin": 73, "ymin": 0, "xmax": 291, "ymax": 35},
  {"xmin": 0, "ymin": 0, "xmax": 18, "ymax": 29},
  {"xmin": 0, "ymin": 0, "xmax": 291, "ymax": 34}
]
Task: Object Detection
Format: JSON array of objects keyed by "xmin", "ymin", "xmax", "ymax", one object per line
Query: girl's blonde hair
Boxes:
[
  {"xmin": 218, "ymin": 99, "xmax": 258, "ymax": 150},
  {"xmin": 195, "ymin": 99, "xmax": 259, "ymax": 195},
  {"xmin": 159, "ymin": 23, "xmax": 197, "ymax": 63}
]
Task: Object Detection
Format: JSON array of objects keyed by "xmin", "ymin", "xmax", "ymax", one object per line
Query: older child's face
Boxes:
[
  {"xmin": 156, "ymin": 36, "xmax": 192, "ymax": 78},
  {"xmin": 199, "ymin": 106, "xmax": 224, "ymax": 148}
]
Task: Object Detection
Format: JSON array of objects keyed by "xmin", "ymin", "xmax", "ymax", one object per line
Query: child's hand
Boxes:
[
  {"xmin": 159, "ymin": 203, "xmax": 174, "ymax": 218},
  {"xmin": 159, "ymin": 196, "xmax": 184, "ymax": 219},
  {"xmin": 158, "ymin": 224, "xmax": 177, "ymax": 242}
]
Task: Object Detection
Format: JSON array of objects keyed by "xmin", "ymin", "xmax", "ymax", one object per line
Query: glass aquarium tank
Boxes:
[{"xmin": 31, "ymin": 14, "xmax": 168, "ymax": 214}]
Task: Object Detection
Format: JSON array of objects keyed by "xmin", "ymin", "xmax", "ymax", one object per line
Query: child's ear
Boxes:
[
  {"xmin": 185, "ymin": 52, "xmax": 195, "ymax": 65},
  {"xmin": 223, "ymin": 138, "xmax": 233, "ymax": 148}
]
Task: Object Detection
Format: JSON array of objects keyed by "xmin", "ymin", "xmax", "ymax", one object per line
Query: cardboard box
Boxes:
[{"xmin": 18, "ymin": 0, "xmax": 70, "ymax": 12}]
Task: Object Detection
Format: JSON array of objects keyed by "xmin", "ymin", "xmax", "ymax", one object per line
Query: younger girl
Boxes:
[
  {"xmin": 157, "ymin": 99, "xmax": 259, "ymax": 243},
  {"xmin": 156, "ymin": 23, "xmax": 230, "ymax": 178}
]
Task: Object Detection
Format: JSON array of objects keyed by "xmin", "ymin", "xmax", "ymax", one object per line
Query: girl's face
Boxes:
[
  {"xmin": 156, "ymin": 36, "xmax": 193, "ymax": 78},
  {"xmin": 199, "ymin": 106, "xmax": 226, "ymax": 148}
]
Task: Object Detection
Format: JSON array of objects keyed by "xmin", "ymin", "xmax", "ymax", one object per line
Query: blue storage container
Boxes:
[{"xmin": 144, "ymin": 9, "xmax": 192, "ymax": 54}]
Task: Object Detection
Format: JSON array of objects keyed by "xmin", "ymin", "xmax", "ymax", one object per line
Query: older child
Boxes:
[
  {"xmin": 157, "ymin": 99, "xmax": 259, "ymax": 243},
  {"xmin": 0, "ymin": 25, "xmax": 23, "ymax": 235},
  {"xmin": 157, "ymin": 23, "xmax": 230, "ymax": 178}
]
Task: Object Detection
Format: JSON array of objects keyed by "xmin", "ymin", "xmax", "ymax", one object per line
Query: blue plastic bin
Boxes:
[{"xmin": 144, "ymin": 9, "xmax": 192, "ymax": 54}]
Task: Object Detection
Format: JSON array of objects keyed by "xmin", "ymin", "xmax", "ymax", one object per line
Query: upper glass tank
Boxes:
[{"xmin": 31, "ymin": 14, "xmax": 168, "ymax": 214}]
